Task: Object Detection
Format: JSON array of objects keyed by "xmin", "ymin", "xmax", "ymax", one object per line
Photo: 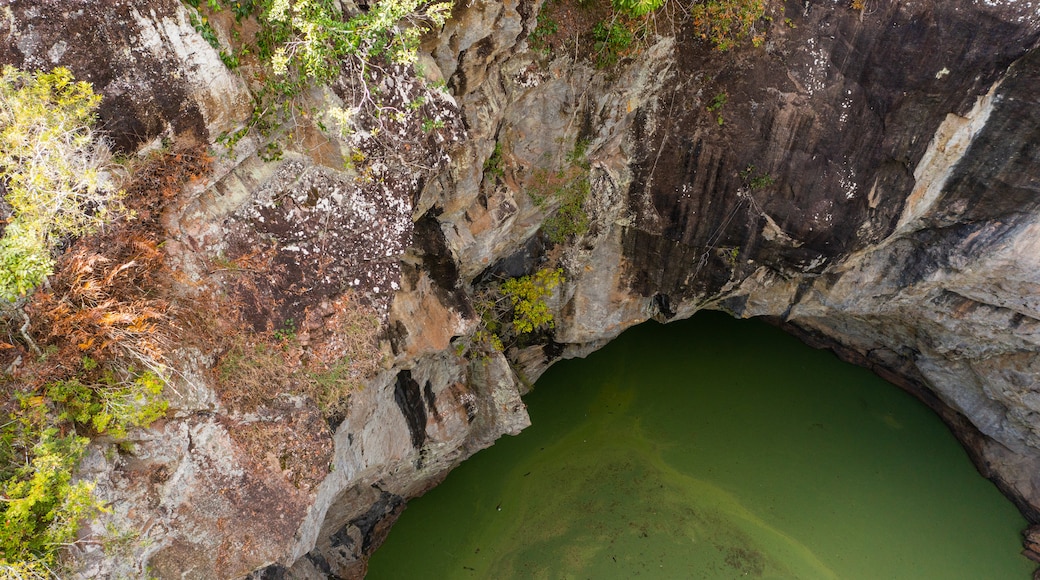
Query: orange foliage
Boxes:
[{"xmin": 13, "ymin": 147, "xmax": 211, "ymax": 387}]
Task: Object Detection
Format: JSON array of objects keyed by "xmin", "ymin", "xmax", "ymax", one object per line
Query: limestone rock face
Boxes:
[
  {"xmin": 8, "ymin": 0, "xmax": 1040, "ymax": 577},
  {"xmin": 0, "ymin": 0, "xmax": 251, "ymax": 152}
]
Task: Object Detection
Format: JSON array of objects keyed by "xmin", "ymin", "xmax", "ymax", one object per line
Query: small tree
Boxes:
[{"xmin": 0, "ymin": 66, "xmax": 127, "ymax": 303}]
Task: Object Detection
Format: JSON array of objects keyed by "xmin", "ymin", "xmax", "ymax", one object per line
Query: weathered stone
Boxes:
[{"xmin": 0, "ymin": 0, "xmax": 251, "ymax": 151}]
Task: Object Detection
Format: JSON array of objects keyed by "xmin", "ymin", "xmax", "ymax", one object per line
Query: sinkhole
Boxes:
[{"xmin": 368, "ymin": 311, "xmax": 1033, "ymax": 579}]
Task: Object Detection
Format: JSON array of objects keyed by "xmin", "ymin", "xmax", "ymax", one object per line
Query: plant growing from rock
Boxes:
[
  {"xmin": 0, "ymin": 80, "xmax": 176, "ymax": 576},
  {"xmin": 458, "ymin": 268, "xmax": 565, "ymax": 360},
  {"xmin": 0, "ymin": 423, "xmax": 96, "ymax": 574},
  {"xmin": 592, "ymin": 19, "xmax": 635, "ymax": 67},
  {"xmin": 707, "ymin": 90, "xmax": 728, "ymax": 125},
  {"xmin": 454, "ymin": 291, "xmax": 506, "ymax": 360},
  {"xmin": 1, "ymin": 360, "xmax": 167, "ymax": 575},
  {"xmin": 550, "ymin": 0, "xmax": 661, "ymax": 66},
  {"xmin": 612, "ymin": 0, "xmax": 664, "ymax": 17},
  {"xmin": 529, "ymin": 0, "xmax": 768, "ymax": 67},
  {"xmin": 740, "ymin": 164, "xmax": 774, "ymax": 189},
  {"xmin": 263, "ymin": 0, "xmax": 452, "ymax": 81},
  {"xmin": 0, "ymin": 66, "xmax": 128, "ymax": 304},
  {"xmin": 528, "ymin": 137, "xmax": 592, "ymax": 244},
  {"xmin": 500, "ymin": 268, "xmax": 565, "ymax": 334},
  {"xmin": 690, "ymin": 0, "xmax": 767, "ymax": 51},
  {"xmin": 44, "ymin": 361, "xmax": 167, "ymax": 440},
  {"xmin": 0, "ymin": 148, "xmax": 205, "ymax": 576},
  {"xmin": 185, "ymin": 0, "xmax": 453, "ymax": 159},
  {"xmin": 541, "ymin": 174, "xmax": 591, "ymax": 243},
  {"xmin": 529, "ymin": 4, "xmax": 560, "ymax": 54},
  {"xmin": 483, "ymin": 140, "xmax": 505, "ymax": 181}
]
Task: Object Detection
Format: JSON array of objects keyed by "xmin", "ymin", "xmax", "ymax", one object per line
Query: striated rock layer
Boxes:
[{"xmin": 5, "ymin": 0, "xmax": 1040, "ymax": 577}]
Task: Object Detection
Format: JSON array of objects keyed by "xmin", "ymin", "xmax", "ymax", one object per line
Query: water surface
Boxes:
[{"xmin": 369, "ymin": 311, "xmax": 1033, "ymax": 578}]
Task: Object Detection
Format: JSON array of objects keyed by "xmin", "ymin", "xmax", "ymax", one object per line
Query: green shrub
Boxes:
[
  {"xmin": 542, "ymin": 176, "xmax": 590, "ymax": 243},
  {"xmin": 0, "ymin": 428, "xmax": 95, "ymax": 567},
  {"xmin": 45, "ymin": 365, "xmax": 168, "ymax": 440},
  {"xmin": 0, "ymin": 66, "xmax": 127, "ymax": 303},
  {"xmin": 707, "ymin": 91, "xmax": 727, "ymax": 111},
  {"xmin": 203, "ymin": 0, "xmax": 453, "ymax": 156},
  {"xmin": 740, "ymin": 164, "xmax": 774, "ymax": 189},
  {"xmin": 592, "ymin": 20, "xmax": 635, "ymax": 67},
  {"xmin": 263, "ymin": 0, "xmax": 452, "ymax": 82},
  {"xmin": 612, "ymin": 0, "xmax": 664, "ymax": 17},
  {"xmin": 454, "ymin": 292, "xmax": 506, "ymax": 360},
  {"xmin": 483, "ymin": 140, "xmax": 505, "ymax": 180},
  {"xmin": 0, "ymin": 225, "xmax": 53, "ymax": 302},
  {"xmin": 0, "ymin": 356, "xmax": 167, "ymax": 572},
  {"xmin": 707, "ymin": 91, "xmax": 727, "ymax": 125},
  {"xmin": 501, "ymin": 268, "xmax": 564, "ymax": 334}
]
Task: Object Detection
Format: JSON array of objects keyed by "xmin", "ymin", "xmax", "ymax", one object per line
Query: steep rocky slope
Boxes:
[{"xmin": 3, "ymin": 0, "xmax": 1040, "ymax": 577}]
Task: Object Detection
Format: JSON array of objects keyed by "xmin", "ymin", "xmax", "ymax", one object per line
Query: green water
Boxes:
[{"xmin": 367, "ymin": 311, "xmax": 1034, "ymax": 579}]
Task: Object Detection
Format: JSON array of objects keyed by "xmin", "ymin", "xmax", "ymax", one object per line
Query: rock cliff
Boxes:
[{"xmin": 4, "ymin": 0, "xmax": 1040, "ymax": 577}]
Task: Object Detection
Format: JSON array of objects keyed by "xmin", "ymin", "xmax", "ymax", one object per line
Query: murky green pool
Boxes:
[{"xmin": 368, "ymin": 311, "xmax": 1034, "ymax": 579}]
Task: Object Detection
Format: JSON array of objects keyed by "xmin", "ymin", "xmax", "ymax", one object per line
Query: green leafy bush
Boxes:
[
  {"xmin": 592, "ymin": 20, "xmax": 635, "ymax": 67},
  {"xmin": 205, "ymin": 0, "xmax": 453, "ymax": 156},
  {"xmin": 483, "ymin": 140, "xmax": 505, "ymax": 180},
  {"xmin": 0, "ymin": 225, "xmax": 52, "ymax": 302},
  {"xmin": 454, "ymin": 292, "xmax": 506, "ymax": 360},
  {"xmin": 263, "ymin": 0, "xmax": 452, "ymax": 81},
  {"xmin": 707, "ymin": 91, "xmax": 727, "ymax": 111},
  {"xmin": 740, "ymin": 164, "xmax": 774, "ymax": 189},
  {"xmin": 45, "ymin": 365, "xmax": 168, "ymax": 440},
  {"xmin": 542, "ymin": 176, "xmax": 591, "ymax": 243},
  {"xmin": 501, "ymin": 268, "xmax": 564, "ymax": 334},
  {"xmin": 612, "ymin": 0, "xmax": 664, "ymax": 17},
  {"xmin": 528, "ymin": 0, "xmax": 765, "ymax": 65},
  {"xmin": 707, "ymin": 91, "xmax": 727, "ymax": 125},
  {"xmin": 0, "ymin": 66, "xmax": 127, "ymax": 303},
  {"xmin": 0, "ymin": 356, "xmax": 167, "ymax": 572},
  {"xmin": 0, "ymin": 427, "xmax": 95, "ymax": 567}
]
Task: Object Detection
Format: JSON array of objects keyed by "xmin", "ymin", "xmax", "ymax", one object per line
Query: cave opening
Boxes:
[{"xmin": 368, "ymin": 310, "xmax": 1033, "ymax": 578}]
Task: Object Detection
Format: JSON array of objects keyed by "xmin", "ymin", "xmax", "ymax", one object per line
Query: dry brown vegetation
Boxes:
[
  {"xmin": 1, "ymin": 138, "xmax": 383, "ymax": 499},
  {"xmin": 5, "ymin": 147, "xmax": 211, "ymax": 392},
  {"xmin": 0, "ymin": 147, "xmax": 211, "ymax": 572},
  {"xmin": 213, "ymin": 291, "xmax": 382, "ymax": 418},
  {"xmin": 207, "ymin": 270, "xmax": 384, "ymax": 491}
]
